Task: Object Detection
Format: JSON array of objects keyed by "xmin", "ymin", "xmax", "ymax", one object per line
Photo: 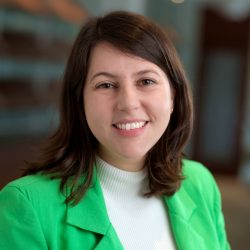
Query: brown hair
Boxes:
[{"xmin": 24, "ymin": 11, "xmax": 193, "ymax": 204}]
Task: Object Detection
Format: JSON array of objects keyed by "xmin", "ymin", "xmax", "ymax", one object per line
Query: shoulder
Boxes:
[
  {"xmin": 1, "ymin": 173, "xmax": 61, "ymax": 193},
  {"xmin": 0, "ymin": 174, "xmax": 64, "ymax": 205},
  {"xmin": 182, "ymin": 159, "xmax": 216, "ymax": 185},
  {"xmin": 0, "ymin": 175, "xmax": 68, "ymax": 249},
  {"xmin": 181, "ymin": 159, "xmax": 220, "ymax": 201},
  {"xmin": 3, "ymin": 173, "xmax": 56, "ymax": 188}
]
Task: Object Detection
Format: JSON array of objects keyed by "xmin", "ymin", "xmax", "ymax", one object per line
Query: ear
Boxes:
[
  {"xmin": 170, "ymin": 87, "xmax": 175, "ymax": 113},
  {"xmin": 170, "ymin": 106, "xmax": 174, "ymax": 114}
]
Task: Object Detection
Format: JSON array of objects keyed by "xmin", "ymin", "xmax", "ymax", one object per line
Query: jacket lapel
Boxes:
[
  {"xmin": 94, "ymin": 225, "xmax": 123, "ymax": 249},
  {"xmin": 66, "ymin": 178, "xmax": 109, "ymax": 234},
  {"xmin": 65, "ymin": 167, "xmax": 123, "ymax": 249},
  {"xmin": 65, "ymin": 166, "xmax": 205, "ymax": 250},
  {"xmin": 164, "ymin": 187, "xmax": 205, "ymax": 250}
]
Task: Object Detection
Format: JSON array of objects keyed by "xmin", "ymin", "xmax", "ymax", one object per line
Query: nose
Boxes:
[{"xmin": 116, "ymin": 86, "xmax": 140, "ymax": 111}]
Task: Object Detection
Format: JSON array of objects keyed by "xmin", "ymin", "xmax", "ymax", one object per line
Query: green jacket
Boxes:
[{"xmin": 0, "ymin": 160, "xmax": 230, "ymax": 250}]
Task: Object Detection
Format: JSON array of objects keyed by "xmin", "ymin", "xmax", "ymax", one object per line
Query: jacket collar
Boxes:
[
  {"xmin": 164, "ymin": 185, "xmax": 205, "ymax": 249},
  {"xmin": 65, "ymin": 166, "xmax": 205, "ymax": 249},
  {"xmin": 65, "ymin": 166, "xmax": 124, "ymax": 249},
  {"xmin": 65, "ymin": 167, "xmax": 110, "ymax": 235}
]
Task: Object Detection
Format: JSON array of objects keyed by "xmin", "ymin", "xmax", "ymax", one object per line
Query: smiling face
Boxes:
[{"xmin": 84, "ymin": 42, "xmax": 174, "ymax": 171}]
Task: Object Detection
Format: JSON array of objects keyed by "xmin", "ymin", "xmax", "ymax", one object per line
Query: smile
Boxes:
[{"xmin": 114, "ymin": 121, "xmax": 147, "ymax": 130}]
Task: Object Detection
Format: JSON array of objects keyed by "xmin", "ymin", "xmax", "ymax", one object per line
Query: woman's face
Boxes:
[{"xmin": 84, "ymin": 42, "xmax": 174, "ymax": 171}]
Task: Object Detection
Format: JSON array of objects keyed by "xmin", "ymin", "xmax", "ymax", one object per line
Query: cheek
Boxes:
[
  {"xmin": 151, "ymin": 94, "xmax": 172, "ymax": 115},
  {"xmin": 152, "ymin": 97, "xmax": 172, "ymax": 129},
  {"xmin": 84, "ymin": 95, "xmax": 111, "ymax": 134}
]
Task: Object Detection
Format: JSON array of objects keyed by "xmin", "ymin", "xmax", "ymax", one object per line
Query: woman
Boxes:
[{"xmin": 0, "ymin": 11, "xmax": 230, "ymax": 249}]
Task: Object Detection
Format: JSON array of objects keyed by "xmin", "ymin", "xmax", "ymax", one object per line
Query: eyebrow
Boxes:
[
  {"xmin": 134, "ymin": 69, "xmax": 161, "ymax": 77},
  {"xmin": 89, "ymin": 69, "xmax": 161, "ymax": 82},
  {"xmin": 89, "ymin": 72, "xmax": 116, "ymax": 82}
]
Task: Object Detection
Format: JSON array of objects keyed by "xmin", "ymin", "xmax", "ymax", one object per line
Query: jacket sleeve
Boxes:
[{"xmin": 0, "ymin": 185, "xmax": 48, "ymax": 250}]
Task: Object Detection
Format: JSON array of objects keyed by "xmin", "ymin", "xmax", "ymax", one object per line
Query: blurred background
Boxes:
[{"xmin": 0, "ymin": 0, "xmax": 249, "ymax": 248}]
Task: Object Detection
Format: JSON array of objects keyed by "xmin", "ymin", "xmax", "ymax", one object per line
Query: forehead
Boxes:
[
  {"xmin": 87, "ymin": 42, "xmax": 166, "ymax": 77},
  {"xmin": 89, "ymin": 42, "xmax": 146, "ymax": 63}
]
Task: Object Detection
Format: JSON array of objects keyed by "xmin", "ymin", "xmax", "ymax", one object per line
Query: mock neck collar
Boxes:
[{"xmin": 95, "ymin": 156, "xmax": 148, "ymax": 197}]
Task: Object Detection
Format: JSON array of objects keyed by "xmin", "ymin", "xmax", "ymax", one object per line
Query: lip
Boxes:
[
  {"xmin": 112, "ymin": 119, "xmax": 149, "ymax": 137},
  {"xmin": 112, "ymin": 118, "xmax": 148, "ymax": 125}
]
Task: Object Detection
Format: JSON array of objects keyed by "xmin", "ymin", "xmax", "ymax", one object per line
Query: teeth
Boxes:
[{"xmin": 115, "ymin": 122, "xmax": 146, "ymax": 130}]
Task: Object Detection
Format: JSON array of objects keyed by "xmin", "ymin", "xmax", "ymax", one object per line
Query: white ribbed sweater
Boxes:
[{"xmin": 96, "ymin": 157, "xmax": 176, "ymax": 250}]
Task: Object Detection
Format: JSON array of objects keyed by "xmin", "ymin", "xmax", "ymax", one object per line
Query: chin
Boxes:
[{"xmin": 117, "ymin": 151, "xmax": 147, "ymax": 163}]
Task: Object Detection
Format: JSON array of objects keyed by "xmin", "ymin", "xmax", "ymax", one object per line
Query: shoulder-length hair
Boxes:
[{"xmin": 24, "ymin": 11, "xmax": 193, "ymax": 205}]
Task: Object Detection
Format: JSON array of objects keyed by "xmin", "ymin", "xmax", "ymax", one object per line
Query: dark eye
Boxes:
[
  {"xmin": 96, "ymin": 83, "xmax": 116, "ymax": 89},
  {"xmin": 141, "ymin": 79, "xmax": 155, "ymax": 86}
]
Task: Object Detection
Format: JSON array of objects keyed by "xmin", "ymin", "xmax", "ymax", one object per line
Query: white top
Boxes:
[{"xmin": 96, "ymin": 156, "xmax": 176, "ymax": 250}]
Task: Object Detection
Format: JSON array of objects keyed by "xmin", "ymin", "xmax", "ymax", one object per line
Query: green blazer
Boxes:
[{"xmin": 0, "ymin": 160, "xmax": 230, "ymax": 250}]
